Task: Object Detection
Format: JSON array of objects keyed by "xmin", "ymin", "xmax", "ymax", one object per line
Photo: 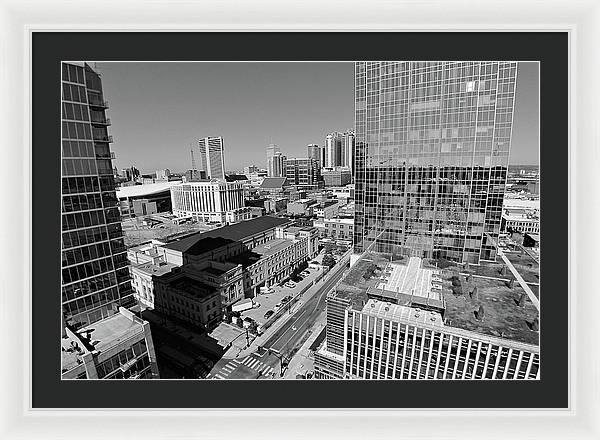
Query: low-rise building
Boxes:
[
  {"xmin": 314, "ymin": 217, "xmax": 354, "ymax": 241},
  {"xmin": 501, "ymin": 209, "xmax": 540, "ymax": 234},
  {"xmin": 154, "ymin": 269, "xmax": 223, "ymax": 331},
  {"xmin": 117, "ymin": 181, "xmax": 180, "ymax": 218},
  {"xmin": 130, "ymin": 260, "xmax": 178, "ymax": 308},
  {"xmin": 287, "ymin": 198, "xmax": 318, "ymax": 216},
  {"xmin": 61, "ymin": 307, "xmax": 159, "ymax": 379},
  {"xmin": 314, "ymin": 200, "xmax": 339, "ymax": 219}
]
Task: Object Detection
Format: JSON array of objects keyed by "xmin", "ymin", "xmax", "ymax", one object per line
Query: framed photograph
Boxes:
[{"xmin": 1, "ymin": 0, "xmax": 597, "ymax": 439}]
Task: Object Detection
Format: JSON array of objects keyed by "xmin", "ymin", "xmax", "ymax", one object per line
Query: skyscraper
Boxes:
[
  {"xmin": 342, "ymin": 130, "xmax": 356, "ymax": 176},
  {"xmin": 61, "ymin": 62, "xmax": 158, "ymax": 380},
  {"xmin": 307, "ymin": 143, "xmax": 322, "ymax": 168},
  {"xmin": 325, "ymin": 132, "xmax": 343, "ymax": 167},
  {"xmin": 198, "ymin": 136, "xmax": 226, "ymax": 180},
  {"xmin": 61, "ymin": 62, "xmax": 134, "ymax": 327},
  {"xmin": 266, "ymin": 143, "xmax": 281, "ymax": 176},
  {"xmin": 268, "ymin": 152, "xmax": 287, "ymax": 178},
  {"xmin": 354, "ymin": 61, "xmax": 517, "ymax": 264}
]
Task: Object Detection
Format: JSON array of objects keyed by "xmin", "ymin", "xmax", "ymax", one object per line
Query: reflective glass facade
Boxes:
[
  {"xmin": 354, "ymin": 62, "xmax": 518, "ymax": 263},
  {"xmin": 61, "ymin": 62, "xmax": 133, "ymax": 326}
]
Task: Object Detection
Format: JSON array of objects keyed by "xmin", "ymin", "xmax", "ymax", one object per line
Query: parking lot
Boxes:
[{"xmin": 240, "ymin": 266, "xmax": 323, "ymax": 326}]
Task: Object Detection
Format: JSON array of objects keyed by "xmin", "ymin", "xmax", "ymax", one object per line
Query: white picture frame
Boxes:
[{"xmin": 1, "ymin": 0, "xmax": 597, "ymax": 438}]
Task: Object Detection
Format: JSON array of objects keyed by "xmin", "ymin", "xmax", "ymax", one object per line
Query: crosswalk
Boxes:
[{"xmin": 210, "ymin": 356, "xmax": 275, "ymax": 379}]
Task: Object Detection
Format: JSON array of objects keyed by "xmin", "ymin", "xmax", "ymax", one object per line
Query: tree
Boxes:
[{"xmin": 322, "ymin": 253, "xmax": 336, "ymax": 269}]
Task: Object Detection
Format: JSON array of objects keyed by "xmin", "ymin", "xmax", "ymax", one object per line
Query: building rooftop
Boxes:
[
  {"xmin": 133, "ymin": 261, "xmax": 177, "ymax": 276},
  {"xmin": 260, "ymin": 177, "xmax": 288, "ymax": 189},
  {"xmin": 116, "ymin": 181, "xmax": 180, "ymax": 199},
  {"xmin": 361, "ymin": 299, "xmax": 444, "ymax": 327},
  {"xmin": 62, "ymin": 308, "xmax": 146, "ymax": 372},
  {"xmin": 334, "ymin": 253, "xmax": 539, "ymax": 347},
  {"xmin": 227, "ymin": 251, "xmax": 262, "ymax": 268},
  {"xmin": 252, "ymin": 238, "xmax": 294, "ymax": 256},
  {"xmin": 170, "ymin": 276, "xmax": 217, "ymax": 301},
  {"xmin": 163, "ymin": 216, "xmax": 291, "ymax": 253},
  {"xmin": 320, "ymin": 200, "xmax": 339, "ymax": 208}
]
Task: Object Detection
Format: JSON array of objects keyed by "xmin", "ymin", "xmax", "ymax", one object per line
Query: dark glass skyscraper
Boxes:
[
  {"xmin": 353, "ymin": 62, "xmax": 518, "ymax": 263},
  {"xmin": 61, "ymin": 62, "xmax": 133, "ymax": 326}
]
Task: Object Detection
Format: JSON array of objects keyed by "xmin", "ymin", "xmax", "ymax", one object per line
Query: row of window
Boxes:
[
  {"xmin": 62, "ymin": 285, "xmax": 121, "ymax": 317},
  {"xmin": 96, "ymin": 340, "xmax": 148, "ymax": 379},
  {"xmin": 62, "ymin": 272, "xmax": 118, "ymax": 302}
]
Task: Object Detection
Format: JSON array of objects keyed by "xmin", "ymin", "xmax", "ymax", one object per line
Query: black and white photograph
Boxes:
[{"xmin": 60, "ymin": 60, "xmax": 541, "ymax": 381}]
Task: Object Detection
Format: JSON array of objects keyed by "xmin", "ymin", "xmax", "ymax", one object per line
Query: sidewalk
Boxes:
[
  {"xmin": 283, "ymin": 312, "xmax": 327, "ymax": 379},
  {"xmin": 222, "ymin": 259, "xmax": 345, "ymax": 360}
]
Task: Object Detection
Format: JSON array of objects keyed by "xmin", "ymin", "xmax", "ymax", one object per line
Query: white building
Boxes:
[
  {"xmin": 198, "ymin": 136, "xmax": 226, "ymax": 180},
  {"xmin": 170, "ymin": 180, "xmax": 251, "ymax": 224}
]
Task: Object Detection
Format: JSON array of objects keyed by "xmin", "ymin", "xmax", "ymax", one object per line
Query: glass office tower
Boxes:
[
  {"xmin": 199, "ymin": 136, "xmax": 226, "ymax": 180},
  {"xmin": 61, "ymin": 62, "xmax": 133, "ymax": 327},
  {"xmin": 353, "ymin": 62, "xmax": 518, "ymax": 263}
]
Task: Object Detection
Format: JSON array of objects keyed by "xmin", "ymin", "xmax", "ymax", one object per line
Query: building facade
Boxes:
[
  {"xmin": 61, "ymin": 62, "xmax": 134, "ymax": 327},
  {"xmin": 284, "ymin": 157, "xmax": 321, "ymax": 187},
  {"xmin": 268, "ymin": 152, "xmax": 287, "ymax": 177},
  {"xmin": 314, "ymin": 255, "xmax": 539, "ymax": 380},
  {"xmin": 198, "ymin": 136, "xmax": 226, "ymax": 180},
  {"xmin": 307, "ymin": 143, "xmax": 322, "ymax": 168},
  {"xmin": 322, "ymin": 167, "xmax": 352, "ymax": 187},
  {"xmin": 170, "ymin": 180, "xmax": 251, "ymax": 224},
  {"xmin": 353, "ymin": 61, "xmax": 518, "ymax": 263},
  {"xmin": 61, "ymin": 307, "xmax": 159, "ymax": 379},
  {"xmin": 266, "ymin": 144, "xmax": 281, "ymax": 176}
]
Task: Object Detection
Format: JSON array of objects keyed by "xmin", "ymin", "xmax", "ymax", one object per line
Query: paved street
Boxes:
[
  {"xmin": 208, "ymin": 352, "xmax": 279, "ymax": 379},
  {"xmin": 261, "ymin": 261, "xmax": 347, "ymax": 355}
]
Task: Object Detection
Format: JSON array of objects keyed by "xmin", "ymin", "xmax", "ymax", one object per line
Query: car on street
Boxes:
[
  {"xmin": 301, "ymin": 270, "xmax": 310, "ymax": 276},
  {"xmin": 285, "ymin": 281, "xmax": 296, "ymax": 288},
  {"xmin": 275, "ymin": 303, "xmax": 282, "ymax": 309},
  {"xmin": 264, "ymin": 310, "xmax": 275, "ymax": 319}
]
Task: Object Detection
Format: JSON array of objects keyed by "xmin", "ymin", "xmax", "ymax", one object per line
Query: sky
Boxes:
[{"xmin": 95, "ymin": 62, "xmax": 539, "ymax": 174}]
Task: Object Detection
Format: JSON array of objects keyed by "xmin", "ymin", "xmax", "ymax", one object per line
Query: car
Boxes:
[
  {"xmin": 285, "ymin": 281, "xmax": 297, "ymax": 288},
  {"xmin": 275, "ymin": 303, "xmax": 282, "ymax": 308},
  {"xmin": 281, "ymin": 297, "xmax": 289, "ymax": 304},
  {"xmin": 263, "ymin": 310, "xmax": 275, "ymax": 319}
]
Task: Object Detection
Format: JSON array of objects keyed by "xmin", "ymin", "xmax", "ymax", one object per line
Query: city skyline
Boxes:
[{"xmin": 93, "ymin": 62, "xmax": 539, "ymax": 173}]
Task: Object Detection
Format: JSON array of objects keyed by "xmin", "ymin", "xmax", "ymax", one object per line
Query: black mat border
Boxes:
[{"xmin": 32, "ymin": 32, "xmax": 568, "ymax": 408}]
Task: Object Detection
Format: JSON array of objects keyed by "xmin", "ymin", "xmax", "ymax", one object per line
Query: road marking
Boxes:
[
  {"xmin": 233, "ymin": 359, "xmax": 242, "ymax": 364},
  {"xmin": 214, "ymin": 374, "xmax": 226, "ymax": 379},
  {"xmin": 247, "ymin": 358, "xmax": 261, "ymax": 369},
  {"xmin": 222, "ymin": 364, "xmax": 235, "ymax": 373},
  {"xmin": 261, "ymin": 365, "xmax": 273, "ymax": 375},
  {"xmin": 268, "ymin": 310, "xmax": 308, "ymax": 347}
]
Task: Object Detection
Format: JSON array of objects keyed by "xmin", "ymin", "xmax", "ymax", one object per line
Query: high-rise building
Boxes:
[
  {"xmin": 268, "ymin": 152, "xmax": 287, "ymax": 177},
  {"xmin": 342, "ymin": 130, "xmax": 356, "ymax": 175},
  {"xmin": 307, "ymin": 144, "xmax": 322, "ymax": 168},
  {"xmin": 198, "ymin": 136, "xmax": 226, "ymax": 180},
  {"xmin": 61, "ymin": 62, "xmax": 134, "ymax": 326},
  {"xmin": 266, "ymin": 143, "xmax": 281, "ymax": 175},
  {"xmin": 284, "ymin": 157, "xmax": 321, "ymax": 188},
  {"xmin": 353, "ymin": 61, "xmax": 518, "ymax": 264},
  {"xmin": 61, "ymin": 63, "xmax": 158, "ymax": 380},
  {"xmin": 325, "ymin": 132, "xmax": 343, "ymax": 167},
  {"xmin": 322, "ymin": 166, "xmax": 352, "ymax": 187}
]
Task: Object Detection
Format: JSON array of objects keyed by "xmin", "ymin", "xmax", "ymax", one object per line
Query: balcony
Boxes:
[
  {"xmin": 88, "ymin": 98, "xmax": 109, "ymax": 109},
  {"xmin": 91, "ymin": 117, "xmax": 111, "ymax": 126},
  {"xmin": 93, "ymin": 134, "xmax": 114, "ymax": 143}
]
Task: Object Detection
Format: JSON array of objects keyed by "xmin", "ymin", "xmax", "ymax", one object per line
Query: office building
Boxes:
[
  {"xmin": 244, "ymin": 165, "xmax": 260, "ymax": 175},
  {"xmin": 307, "ymin": 144, "xmax": 322, "ymax": 168},
  {"xmin": 198, "ymin": 136, "xmax": 226, "ymax": 180},
  {"xmin": 353, "ymin": 61, "xmax": 518, "ymax": 263},
  {"xmin": 117, "ymin": 181, "xmax": 180, "ymax": 218},
  {"xmin": 322, "ymin": 166, "xmax": 352, "ymax": 187},
  {"xmin": 325, "ymin": 132, "xmax": 343, "ymax": 167},
  {"xmin": 314, "ymin": 200, "xmax": 340, "ymax": 219},
  {"xmin": 61, "ymin": 306, "xmax": 159, "ymax": 379},
  {"xmin": 266, "ymin": 144, "xmax": 281, "ymax": 176},
  {"xmin": 343, "ymin": 130, "xmax": 356, "ymax": 175},
  {"xmin": 284, "ymin": 157, "xmax": 321, "ymax": 188},
  {"xmin": 170, "ymin": 180, "xmax": 251, "ymax": 224},
  {"xmin": 61, "ymin": 62, "xmax": 134, "ymax": 327},
  {"xmin": 314, "ymin": 253, "xmax": 539, "ymax": 380},
  {"xmin": 268, "ymin": 152, "xmax": 287, "ymax": 178}
]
